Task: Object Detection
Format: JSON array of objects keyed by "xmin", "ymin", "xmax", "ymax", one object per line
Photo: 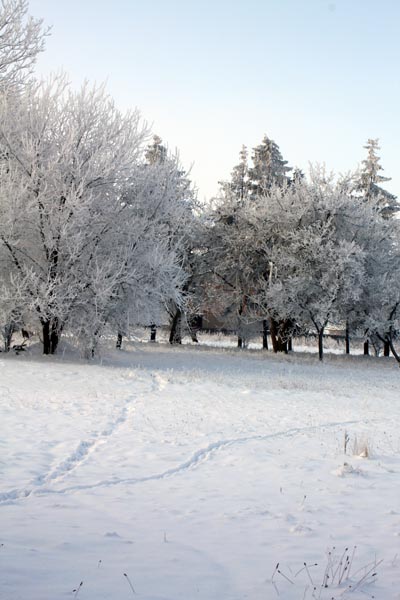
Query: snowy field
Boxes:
[{"xmin": 1, "ymin": 342, "xmax": 400, "ymax": 600}]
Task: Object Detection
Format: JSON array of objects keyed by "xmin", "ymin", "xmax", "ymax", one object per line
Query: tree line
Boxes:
[
  {"xmin": 203, "ymin": 140, "xmax": 399, "ymax": 361},
  {"xmin": 0, "ymin": 0, "xmax": 399, "ymax": 363}
]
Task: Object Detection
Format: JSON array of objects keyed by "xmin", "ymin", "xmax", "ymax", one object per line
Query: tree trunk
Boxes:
[
  {"xmin": 116, "ymin": 332, "xmax": 123, "ymax": 349},
  {"xmin": 188, "ymin": 315, "xmax": 201, "ymax": 343},
  {"xmin": 270, "ymin": 317, "xmax": 287, "ymax": 353},
  {"xmin": 42, "ymin": 318, "xmax": 60, "ymax": 355},
  {"xmin": 270, "ymin": 317, "xmax": 278, "ymax": 353},
  {"xmin": 262, "ymin": 319, "xmax": 268, "ymax": 350},
  {"xmin": 50, "ymin": 318, "xmax": 59, "ymax": 354},
  {"xmin": 169, "ymin": 309, "xmax": 182, "ymax": 344},
  {"xmin": 4, "ymin": 322, "xmax": 15, "ymax": 352},
  {"xmin": 288, "ymin": 337, "xmax": 293, "ymax": 352},
  {"xmin": 150, "ymin": 324, "xmax": 157, "ymax": 342},
  {"xmin": 388, "ymin": 336, "xmax": 400, "ymax": 365},
  {"xmin": 89, "ymin": 327, "xmax": 101, "ymax": 358},
  {"xmin": 42, "ymin": 320, "xmax": 50, "ymax": 355},
  {"xmin": 345, "ymin": 322, "xmax": 350, "ymax": 355},
  {"xmin": 237, "ymin": 302, "xmax": 245, "ymax": 349},
  {"xmin": 364, "ymin": 340, "xmax": 369, "ymax": 356},
  {"xmin": 384, "ymin": 340, "xmax": 390, "ymax": 357},
  {"xmin": 318, "ymin": 328, "xmax": 324, "ymax": 361}
]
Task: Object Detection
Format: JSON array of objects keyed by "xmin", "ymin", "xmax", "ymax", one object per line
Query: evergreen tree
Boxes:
[
  {"xmin": 208, "ymin": 146, "xmax": 257, "ymax": 347},
  {"xmin": 358, "ymin": 138, "xmax": 398, "ymax": 218},
  {"xmin": 145, "ymin": 134, "xmax": 167, "ymax": 165},
  {"xmin": 248, "ymin": 134, "xmax": 292, "ymax": 197},
  {"xmin": 212, "ymin": 137, "xmax": 293, "ymax": 351},
  {"xmin": 291, "ymin": 167, "xmax": 305, "ymax": 184},
  {"xmin": 222, "ymin": 145, "xmax": 250, "ymax": 203},
  {"xmin": 357, "ymin": 139, "xmax": 398, "ymax": 354}
]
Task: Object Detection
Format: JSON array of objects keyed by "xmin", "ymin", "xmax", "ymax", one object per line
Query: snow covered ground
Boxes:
[{"xmin": 1, "ymin": 342, "xmax": 399, "ymax": 599}]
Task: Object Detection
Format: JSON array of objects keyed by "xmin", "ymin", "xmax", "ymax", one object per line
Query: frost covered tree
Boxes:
[
  {"xmin": 204, "ymin": 196, "xmax": 259, "ymax": 348},
  {"xmin": 141, "ymin": 135, "xmax": 198, "ymax": 346},
  {"xmin": 219, "ymin": 145, "xmax": 250, "ymax": 204},
  {"xmin": 248, "ymin": 134, "xmax": 292, "ymax": 197},
  {"xmin": 251, "ymin": 169, "xmax": 400, "ymax": 362},
  {"xmin": 358, "ymin": 138, "xmax": 398, "ymax": 219},
  {"xmin": 0, "ymin": 0, "xmax": 48, "ymax": 89},
  {"xmin": 354, "ymin": 213, "xmax": 400, "ymax": 362},
  {"xmin": 0, "ymin": 0, "xmax": 48, "ymax": 349},
  {"xmin": 207, "ymin": 154, "xmax": 400, "ymax": 361},
  {"xmin": 204, "ymin": 146, "xmax": 259, "ymax": 347},
  {"xmin": 144, "ymin": 133, "xmax": 167, "ymax": 165},
  {"xmin": 248, "ymin": 171, "xmax": 367, "ymax": 360},
  {"xmin": 122, "ymin": 138, "xmax": 197, "ymax": 349},
  {"xmin": 356, "ymin": 139, "xmax": 398, "ymax": 355},
  {"xmin": 0, "ymin": 272, "xmax": 28, "ymax": 351},
  {"xmin": 204, "ymin": 139, "xmax": 292, "ymax": 350},
  {"xmin": 71, "ymin": 162, "xmax": 190, "ymax": 356},
  {"xmin": 0, "ymin": 77, "xmax": 189, "ymax": 355},
  {"xmin": 127, "ymin": 134, "xmax": 168, "ymax": 345},
  {"xmin": 0, "ymin": 77, "xmax": 146, "ymax": 353},
  {"xmin": 246, "ymin": 135, "xmax": 293, "ymax": 349}
]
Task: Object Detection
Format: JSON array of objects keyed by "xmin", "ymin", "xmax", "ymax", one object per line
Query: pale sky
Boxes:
[{"xmin": 29, "ymin": 0, "xmax": 400, "ymax": 202}]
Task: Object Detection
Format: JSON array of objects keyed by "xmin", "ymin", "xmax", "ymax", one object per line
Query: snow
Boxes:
[{"xmin": 1, "ymin": 342, "xmax": 400, "ymax": 599}]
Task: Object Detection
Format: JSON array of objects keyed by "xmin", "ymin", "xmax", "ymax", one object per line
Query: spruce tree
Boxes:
[
  {"xmin": 229, "ymin": 145, "xmax": 250, "ymax": 203},
  {"xmin": 145, "ymin": 134, "xmax": 167, "ymax": 165},
  {"xmin": 357, "ymin": 139, "xmax": 398, "ymax": 355},
  {"xmin": 359, "ymin": 138, "xmax": 398, "ymax": 218},
  {"xmin": 248, "ymin": 134, "xmax": 292, "ymax": 197},
  {"xmin": 207, "ymin": 146, "xmax": 254, "ymax": 348}
]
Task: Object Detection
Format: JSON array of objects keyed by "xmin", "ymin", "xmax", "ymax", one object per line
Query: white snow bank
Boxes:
[{"xmin": 0, "ymin": 343, "xmax": 399, "ymax": 599}]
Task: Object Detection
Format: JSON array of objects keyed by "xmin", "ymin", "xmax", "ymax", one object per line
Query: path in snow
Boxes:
[{"xmin": 0, "ymin": 417, "xmax": 367, "ymax": 503}]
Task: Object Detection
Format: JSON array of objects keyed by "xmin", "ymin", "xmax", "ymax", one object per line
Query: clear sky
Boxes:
[{"xmin": 29, "ymin": 0, "xmax": 400, "ymax": 202}]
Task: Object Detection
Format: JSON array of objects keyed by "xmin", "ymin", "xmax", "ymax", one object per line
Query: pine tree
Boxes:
[
  {"xmin": 217, "ymin": 146, "xmax": 250, "ymax": 227},
  {"xmin": 357, "ymin": 139, "xmax": 398, "ymax": 355},
  {"xmin": 248, "ymin": 134, "xmax": 292, "ymax": 197},
  {"xmin": 145, "ymin": 134, "xmax": 167, "ymax": 165},
  {"xmin": 205, "ymin": 146, "xmax": 254, "ymax": 348},
  {"xmin": 359, "ymin": 138, "xmax": 398, "ymax": 218},
  {"xmin": 227, "ymin": 145, "xmax": 249, "ymax": 203},
  {"xmin": 291, "ymin": 167, "xmax": 305, "ymax": 184}
]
